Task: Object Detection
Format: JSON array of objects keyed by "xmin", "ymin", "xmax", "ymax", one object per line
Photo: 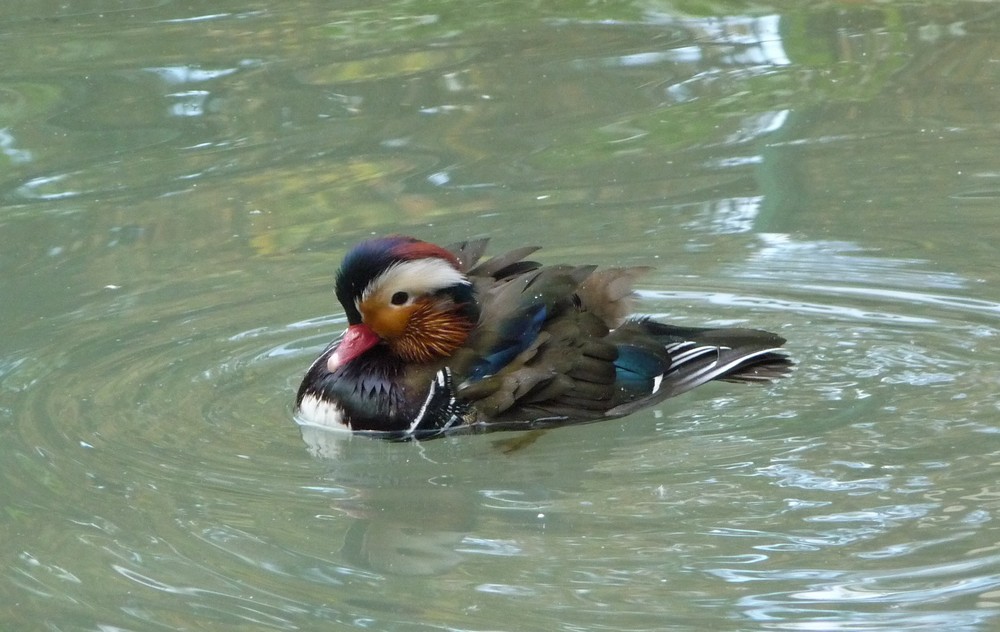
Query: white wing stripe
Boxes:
[
  {"xmin": 673, "ymin": 347, "xmax": 786, "ymax": 388},
  {"xmin": 669, "ymin": 345, "xmax": 719, "ymax": 366}
]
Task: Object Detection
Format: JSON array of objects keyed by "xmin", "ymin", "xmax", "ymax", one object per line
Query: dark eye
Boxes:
[{"xmin": 390, "ymin": 291, "xmax": 409, "ymax": 306}]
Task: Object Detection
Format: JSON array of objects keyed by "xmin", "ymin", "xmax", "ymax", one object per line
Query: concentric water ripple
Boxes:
[{"xmin": 5, "ymin": 243, "xmax": 1000, "ymax": 630}]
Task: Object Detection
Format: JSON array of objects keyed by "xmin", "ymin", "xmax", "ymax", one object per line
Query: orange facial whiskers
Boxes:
[{"xmin": 391, "ymin": 301, "xmax": 473, "ymax": 364}]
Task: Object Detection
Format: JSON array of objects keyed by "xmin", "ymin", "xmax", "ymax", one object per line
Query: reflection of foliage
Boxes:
[
  {"xmin": 299, "ymin": 48, "xmax": 480, "ymax": 84},
  {"xmin": 780, "ymin": 5, "xmax": 907, "ymax": 92},
  {"xmin": 0, "ymin": 82, "xmax": 63, "ymax": 126},
  {"xmin": 492, "ymin": 5, "xmax": 914, "ymax": 177},
  {"xmin": 221, "ymin": 2, "xmax": 971, "ymax": 253},
  {"xmin": 0, "ymin": 1, "xmax": 983, "ymax": 262},
  {"xmin": 0, "ymin": 82, "xmax": 64, "ymax": 168}
]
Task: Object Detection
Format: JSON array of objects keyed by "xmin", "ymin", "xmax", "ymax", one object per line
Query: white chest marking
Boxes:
[{"xmin": 297, "ymin": 394, "xmax": 352, "ymax": 431}]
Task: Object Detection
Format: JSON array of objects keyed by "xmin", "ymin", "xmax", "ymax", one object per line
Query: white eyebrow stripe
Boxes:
[{"xmin": 362, "ymin": 258, "xmax": 468, "ymax": 302}]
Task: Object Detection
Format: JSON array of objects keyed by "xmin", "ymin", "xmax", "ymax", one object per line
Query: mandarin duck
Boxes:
[{"xmin": 295, "ymin": 236, "xmax": 791, "ymax": 440}]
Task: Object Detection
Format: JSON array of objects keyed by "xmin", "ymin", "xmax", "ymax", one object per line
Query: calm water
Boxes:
[{"xmin": 3, "ymin": 2, "xmax": 1000, "ymax": 630}]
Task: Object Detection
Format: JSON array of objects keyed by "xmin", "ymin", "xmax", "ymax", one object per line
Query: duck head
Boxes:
[{"xmin": 328, "ymin": 235, "xmax": 479, "ymax": 369}]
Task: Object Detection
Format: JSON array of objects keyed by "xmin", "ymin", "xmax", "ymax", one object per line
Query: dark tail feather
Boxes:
[
  {"xmin": 656, "ymin": 338, "xmax": 791, "ymax": 398},
  {"xmin": 605, "ymin": 319, "xmax": 792, "ymax": 416},
  {"xmin": 717, "ymin": 349, "xmax": 794, "ymax": 383}
]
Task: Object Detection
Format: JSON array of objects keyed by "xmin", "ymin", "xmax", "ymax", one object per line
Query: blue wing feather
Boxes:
[
  {"xmin": 613, "ymin": 344, "xmax": 669, "ymax": 388},
  {"xmin": 467, "ymin": 304, "xmax": 548, "ymax": 382}
]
